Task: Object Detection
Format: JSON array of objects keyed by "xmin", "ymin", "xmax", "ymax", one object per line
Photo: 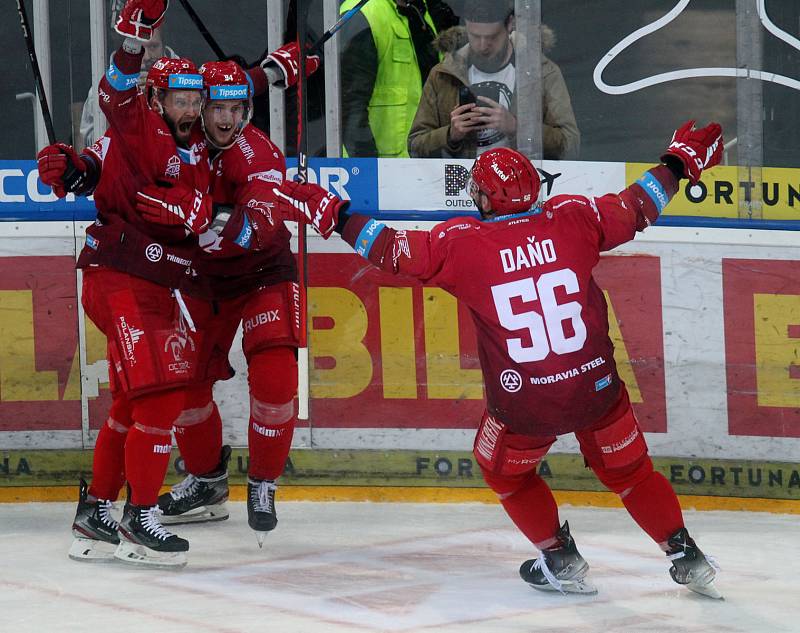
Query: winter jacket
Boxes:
[{"xmin": 407, "ymin": 27, "xmax": 580, "ymax": 159}]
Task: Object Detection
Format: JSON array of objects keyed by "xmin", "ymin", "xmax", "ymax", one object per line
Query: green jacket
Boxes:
[
  {"xmin": 407, "ymin": 27, "xmax": 580, "ymax": 159},
  {"xmin": 340, "ymin": 0, "xmax": 437, "ymax": 158}
]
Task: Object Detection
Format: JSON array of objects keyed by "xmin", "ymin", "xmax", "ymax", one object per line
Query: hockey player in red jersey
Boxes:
[
  {"xmin": 37, "ymin": 0, "xmax": 217, "ymax": 567},
  {"xmin": 138, "ymin": 61, "xmax": 304, "ymax": 544},
  {"xmin": 39, "ymin": 5, "xmax": 322, "ymax": 561},
  {"xmin": 45, "ymin": 16, "xmax": 213, "ymax": 569},
  {"xmin": 271, "ymin": 121, "xmax": 725, "ymax": 598}
]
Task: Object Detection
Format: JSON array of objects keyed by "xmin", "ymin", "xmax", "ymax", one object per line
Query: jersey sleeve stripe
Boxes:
[
  {"xmin": 354, "ymin": 219, "xmax": 386, "ymax": 258},
  {"xmin": 635, "ymin": 171, "xmax": 670, "ymax": 213},
  {"xmin": 105, "ymin": 60, "xmax": 139, "ymax": 91}
]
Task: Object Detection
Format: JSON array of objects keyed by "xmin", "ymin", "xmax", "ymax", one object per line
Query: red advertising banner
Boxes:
[
  {"xmin": 0, "ymin": 256, "xmax": 81, "ymax": 431},
  {"xmin": 0, "ymin": 253, "xmax": 666, "ymax": 435},
  {"xmin": 723, "ymin": 258, "xmax": 800, "ymax": 437}
]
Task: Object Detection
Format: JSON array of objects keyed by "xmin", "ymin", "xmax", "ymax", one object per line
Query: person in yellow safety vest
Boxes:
[{"xmin": 339, "ymin": 0, "xmax": 458, "ymax": 157}]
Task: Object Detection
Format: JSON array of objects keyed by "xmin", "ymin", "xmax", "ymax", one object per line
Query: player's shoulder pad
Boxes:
[
  {"xmin": 242, "ymin": 124, "xmax": 282, "ymax": 155},
  {"xmin": 543, "ymin": 194, "xmax": 601, "ymax": 220},
  {"xmin": 432, "ymin": 216, "xmax": 483, "ymax": 241},
  {"xmin": 544, "ymin": 193, "xmax": 592, "ymax": 213},
  {"xmin": 235, "ymin": 126, "xmax": 284, "ymax": 186}
]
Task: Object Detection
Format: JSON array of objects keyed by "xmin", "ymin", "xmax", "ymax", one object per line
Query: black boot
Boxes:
[
  {"xmin": 115, "ymin": 501, "xmax": 189, "ymax": 568},
  {"xmin": 519, "ymin": 521, "xmax": 596, "ymax": 594},
  {"xmin": 247, "ymin": 477, "xmax": 278, "ymax": 547},
  {"xmin": 666, "ymin": 528, "xmax": 722, "ymax": 599},
  {"xmin": 68, "ymin": 478, "xmax": 120, "ymax": 562},
  {"xmin": 158, "ymin": 445, "xmax": 231, "ymax": 524}
]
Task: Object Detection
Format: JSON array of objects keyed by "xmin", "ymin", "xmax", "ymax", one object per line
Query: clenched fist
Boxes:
[
  {"xmin": 37, "ymin": 143, "xmax": 92, "ymax": 198},
  {"xmin": 115, "ymin": 0, "xmax": 169, "ymax": 41},
  {"xmin": 271, "ymin": 180, "xmax": 349, "ymax": 239},
  {"xmin": 136, "ymin": 182, "xmax": 211, "ymax": 234}
]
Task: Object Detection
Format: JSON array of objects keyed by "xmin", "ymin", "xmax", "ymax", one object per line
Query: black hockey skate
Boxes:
[
  {"xmin": 68, "ymin": 478, "xmax": 120, "ymax": 562},
  {"xmin": 666, "ymin": 527, "xmax": 722, "ymax": 599},
  {"xmin": 115, "ymin": 501, "xmax": 189, "ymax": 568},
  {"xmin": 157, "ymin": 445, "xmax": 231, "ymax": 525},
  {"xmin": 519, "ymin": 521, "xmax": 597, "ymax": 594},
  {"xmin": 247, "ymin": 477, "xmax": 278, "ymax": 547}
]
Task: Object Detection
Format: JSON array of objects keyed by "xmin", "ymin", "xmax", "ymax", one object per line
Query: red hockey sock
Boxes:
[
  {"xmin": 483, "ymin": 468, "xmax": 561, "ymax": 549},
  {"xmin": 89, "ymin": 418, "xmax": 129, "ymax": 501},
  {"xmin": 247, "ymin": 401, "xmax": 295, "ymax": 480},
  {"xmin": 246, "ymin": 348, "xmax": 297, "ymax": 481},
  {"xmin": 125, "ymin": 389, "xmax": 184, "ymax": 506},
  {"xmin": 125, "ymin": 424, "xmax": 172, "ymax": 506},
  {"xmin": 620, "ymin": 470, "xmax": 685, "ymax": 545},
  {"xmin": 174, "ymin": 401, "xmax": 223, "ymax": 476}
]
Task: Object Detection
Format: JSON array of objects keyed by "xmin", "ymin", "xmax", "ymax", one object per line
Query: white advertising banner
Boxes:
[{"xmin": 377, "ymin": 159, "xmax": 627, "ymax": 212}]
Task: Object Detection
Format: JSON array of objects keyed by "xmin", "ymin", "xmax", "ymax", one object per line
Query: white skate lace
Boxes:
[
  {"xmin": 141, "ymin": 506, "xmax": 174, "ymax": 541},
  {"xmin": 531, "ymin": 556, "xmax": 563, "ymax": 593},
  {"xmin": 98, "ymin": 500, "xmax": 119, "ymax": 529},
  {"xmin": 250, "ymin": 479, "xmax": 276, "ymax": 512},
  {"xmin": 170, "ymin": 475, "xmax": 199, "ymax": 500}
]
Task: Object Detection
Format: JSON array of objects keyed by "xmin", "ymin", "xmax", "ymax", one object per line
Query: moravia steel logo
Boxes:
[
  {"xmin": 500, "ymin": 369, "xmax": 522, "ymax": 393},
  {"xmin": 168, "ymin": 74, "xmax": 203, "ymax": 90},
  {"xmin": 209, "ymin": 85, "xmax": 249, "ymax": 100}
]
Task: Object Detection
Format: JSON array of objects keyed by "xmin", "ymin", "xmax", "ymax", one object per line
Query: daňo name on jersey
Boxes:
[{"xmin": 499, "ymin": 236, "xmax": 557, "ymax": 273}]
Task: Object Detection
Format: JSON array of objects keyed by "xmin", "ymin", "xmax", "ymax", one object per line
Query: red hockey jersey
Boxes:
[
  {"xmin": 76, "ymin": 47, "xmax": 210, "ymax": 289},
  {"xmin": 341, "ymin": 166, "xmax": 678, "ymax": 436},
  {"xmin": 190, "ymin": 124, "xmax": 297, "ymax": 299}
]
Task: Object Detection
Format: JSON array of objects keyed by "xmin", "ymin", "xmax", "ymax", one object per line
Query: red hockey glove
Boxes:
[
  {"xmin": 136, "ymin": 183, "xmax": 211, "ymax": 234},
  {"xmin": 115, "ymin": 0, "xmax": 169, "ymax": 41},
  {"xmin": 272, "ymin": 180, "xmax": 349, "ymax": 239},
  {"xmin": 37, "ymin": 143, "xmax": 90, "ymax": 198},
  {"xmin": 261, "ymin": 42, "xmax": 321, "ymax": 89},
  {"xmin": 660, "ymin": 120, "xmax": 723, "ymax": 185}
]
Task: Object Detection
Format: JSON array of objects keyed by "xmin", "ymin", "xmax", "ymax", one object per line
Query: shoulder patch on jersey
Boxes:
[
  {"xmin": 434, "ymin": 217, "xmax": 481, "ymax": 240},
  {"xmin": 87, "ymin": 136, "xmax": 112, "ymax": 162}
]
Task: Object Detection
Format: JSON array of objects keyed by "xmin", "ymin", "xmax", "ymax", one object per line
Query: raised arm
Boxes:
[{"xmin": 587, "ymin": 120, "xmax": 723, "ymax": 251}]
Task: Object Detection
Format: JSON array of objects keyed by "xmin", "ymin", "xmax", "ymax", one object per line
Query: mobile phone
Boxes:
[{"xmin": 458, "ymin": 85, "xmax": 477, "ymax": 107}]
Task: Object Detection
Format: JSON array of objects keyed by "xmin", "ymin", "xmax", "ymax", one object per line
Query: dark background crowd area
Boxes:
[{"xmin": 4, "ymin": 0, "xmax": 800, "ymax": 167}]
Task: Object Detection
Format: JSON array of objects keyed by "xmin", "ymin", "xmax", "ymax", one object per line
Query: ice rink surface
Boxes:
[{"xmin": 1, "ymin": 501, "xmax": 796, "ymax": 633}]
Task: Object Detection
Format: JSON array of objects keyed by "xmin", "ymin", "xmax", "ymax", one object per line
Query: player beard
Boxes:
[
  {"xmin": 164, "ymin": 113, "xmax": 195, "ymax": 147},
  {"xmin": 468, "ymin": 40, "xmax": 512, "ymax": 74}
]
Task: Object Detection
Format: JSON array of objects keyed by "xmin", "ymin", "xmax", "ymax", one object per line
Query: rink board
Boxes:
[
  {"xmin": 0, "ymin": 159, "xmax": 798, "ymax": 499},
  {"xmin": 1, "ymin": 448, "xmax": 799, "ymax": 503}
]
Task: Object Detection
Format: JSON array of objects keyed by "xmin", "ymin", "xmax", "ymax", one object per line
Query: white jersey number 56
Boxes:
[{"xmin": 491, "ymin": 269, "xmax": 587, "ymax": 362}]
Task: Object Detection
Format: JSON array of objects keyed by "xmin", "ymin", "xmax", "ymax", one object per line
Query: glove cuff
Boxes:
[{"xmin": 660, "ymin": 155, "xmax": 685, "ymax": 181}]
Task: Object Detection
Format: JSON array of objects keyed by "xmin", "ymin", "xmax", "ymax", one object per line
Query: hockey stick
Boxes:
[
  {"xmin": 16, "ymin": 0, "xmax": 56, "ymax": 144},
  {"xmin": 176, "ymin": 0, "xmax": 227, "ymax": 60},
  {"xmin": 293, "ymin": 0, "xmax": 371, "ymax": 421},
  {"xmin": 308, "ymin": 0, "xmax": 372, "ymax": 55},
  {"xmin": 296, "ymin": 0, "xmax": 311, "ymax": 421}
]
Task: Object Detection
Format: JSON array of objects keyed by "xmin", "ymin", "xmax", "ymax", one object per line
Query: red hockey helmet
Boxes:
[
  {"xmin": 199, "ymin": 61, "xmax": 253, "ymax": 148},
  {"xmin": 145, "ymin": 56, "xmax": 203, "ymax": 92},
  {"xmin": 199, "ymin": 60, "xmax": 253, "ymax": 101},
  {"xmin": 468, "ymin": 148, "xmax": 541, "ymax": 215}
]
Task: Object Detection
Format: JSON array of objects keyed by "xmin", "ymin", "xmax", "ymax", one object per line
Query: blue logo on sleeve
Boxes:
[{"xmin": 595, "ymin": 374, "xmax": 613, "ymax": 391}]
